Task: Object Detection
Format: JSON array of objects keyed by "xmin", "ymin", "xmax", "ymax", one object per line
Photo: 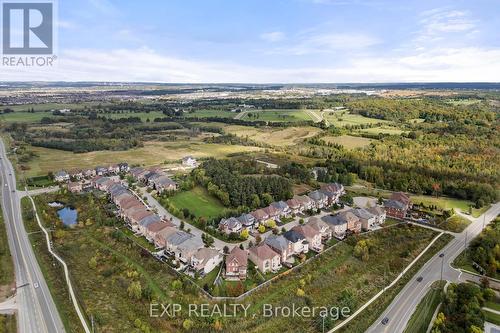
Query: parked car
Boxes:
[
  {"xmin": 382, "ymin": 317, "xmax": 389, "ymax": 325},
  {"xmin": 417, "ymin": 276, "xmax": 423, "ymax": 282},
  {"xmin": 439, "ymin": 253, "xmax": 445, "ymax": 258}
]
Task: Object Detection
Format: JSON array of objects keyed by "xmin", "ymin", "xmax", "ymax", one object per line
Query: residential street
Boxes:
[
  {"xmin": 0, "ymin": 139, "xmax": 65, "ymax": 333},
  {"xmin": 365, "ymin": 202, "xmax": 500, "ymax": 333}
]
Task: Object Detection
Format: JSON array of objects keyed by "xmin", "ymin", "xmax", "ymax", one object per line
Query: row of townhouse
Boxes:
[
  {"xmin": 321, "ymin": 206, "xmax": 386, "ymax": 239},
  {"xmin": 129, "ymin": 167, "xmax": 178, "ymax": 194},
  {"xmin": 93, "ymin": 176, "xmax": 221, "ymax": 276},
  {"xmin": 55, "ymin": 163, "xmax": 130, "ymax": 182},
  {"xmin": 225, "ymin": 217, "xmax": 334, "ymax": 278},
  {"xmin": 226, "ymin": 205, "xmax": 387, "ymax": 279},
  {"xmin": 219, "ymin": 183, "xmax": 346, "ymax": 234}
]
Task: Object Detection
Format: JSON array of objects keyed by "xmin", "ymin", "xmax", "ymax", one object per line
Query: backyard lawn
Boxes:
[{"xmin": 168, "ymin": 186, "xmax": 225, "ymax": 219}]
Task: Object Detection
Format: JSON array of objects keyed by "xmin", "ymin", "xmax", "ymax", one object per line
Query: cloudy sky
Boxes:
[{"xmin": 2, "ymin": 0, "xmax": 500, "ymax": 82}]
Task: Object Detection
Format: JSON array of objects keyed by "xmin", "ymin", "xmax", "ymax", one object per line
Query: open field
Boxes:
[
  {"xmin": 358, "ymin": 126, "xmax": 406, "ymax": 135},
  {"xmin": 323, "ymin": 112, "xmax": 390, "ymax": 127},
  {"xmin": 0, "ymin": 111, "xmax": 55, "ymax": 123},
  {"xmin": 167, "ymin": 186, "xmax": 225, "ymax": 219},
  {"xmin": 224, "ymin": 125, "xmax": 322, "ymax": 146},
  {"xmin": 404, "ymin": 281, "xmax": 445, "ymax": 333},
  {"xmin": 18, "ymin": 140, "xmax": 263, "ymax": 177},
  {"xmin": 323, "ymin": 135, "xmax": 373, "ymax": 149},
  {"xmin": 240, "ymin": 109, "xmax": 313, "ymax": 122},
  {"xmin": 183, "ymin": 109, "xmax": 235, "ymax": 118},
  {"xmin": 1, "ymin": 102, "xmax": 103, "ymax": 112}
]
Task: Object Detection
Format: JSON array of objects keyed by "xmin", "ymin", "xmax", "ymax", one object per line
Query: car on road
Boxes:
[
  {"xmin": 417, "ymin": 276, "xmax": 423, "ymax": 282},
  {"xmin": 382, "ymin": 317, "xmax": 389, "ymax": 325},
  {"xmin": 33, "ymin": 282, "xmax": 39, "ymax": 289},
  {"xmin": 439, "ymin": 253, "xmax": 445, "ymax": 258}
]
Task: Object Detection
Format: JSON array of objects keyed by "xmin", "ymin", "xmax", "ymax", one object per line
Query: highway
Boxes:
[
  {"xmin": 367, "ymin": 202, "xmax": 500, "ymax": 333},
  {"xmin": 0, "ymin": 139, "xmax": 65, "ymax": 333}
]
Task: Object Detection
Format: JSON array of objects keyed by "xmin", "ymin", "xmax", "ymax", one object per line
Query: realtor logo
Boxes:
[{"xmin": 2, "ymin": 1, "xmax": 53, "ymax": 54}]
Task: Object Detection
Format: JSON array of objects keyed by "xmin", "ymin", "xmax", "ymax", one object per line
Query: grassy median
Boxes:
[{"xmin": 403, "ymin": 280, "xmax": 446, "ymax": 333}]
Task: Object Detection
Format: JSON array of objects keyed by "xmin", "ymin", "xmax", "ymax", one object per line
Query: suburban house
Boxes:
[
  {"xmin": 68, "ymin": 169, "xmax": 84, "ymax": 180},
  {"xmin": 128, "ymin": 209, "xmax": 153, "ymax": 226},
  {"xmin": 263, "ymin": 205, "xmax": 281, "ymax": 221},
  {"xmin": 292, "ymin": 224, "xmax": 323, "ymax": 252},
  {"xmin": 144, "ymin": 221, "xmax": 172, "ymax": 242},
  {"xmin": 320, "ymin": 183, "xmax": 345, "ymax": 203},
  {"xmin": 250, "ymin": 209, "xmax": 269, "ymax": 225},
  {"xmin": 306, "ymin": 217, "xmax": 332, "ymax": 241},
  {"xmin": 219, "ymin": 217, "xmax": 243, "ymax": 235},
  {"xmin": 176, "ymin": 237, "xmax": 204, "ymax": 264},
  {"xmin": 135, "ymin": 214, "xmax": 162, "ymax": 235},
  {"xmin": 340, "ymin": 210, "xmax": 362, "ymax": 233},
  {"xmin": 225, "ymin": 246, "xmax": 248, "ymax": 280},
  {"xmin": 153, "ymin": 226, "xmax": 179, "ymax": 249},
  {"xmin": 182, "ymin": 156, "xmax": 198, "ymax": 168},
  {"xmin": 54, "ymin": 170, "xmax": 70, "ymax": 182},
  {"xmin": 83, "ymin": 169, "xmax": 96, "ymax": 178},
  {"xmin": 191, "ymin": 248, "xmax": 222, "ymax": 275},
  {"xmin": 164, "ymin": 231, "xmax": 193, "ymax": 256},
  {"xmin": 237, "ymin": 213, "xmax": 255, "ymax": 230},
  {"xmin": 296, "ymin": 195, "xmax": 313, "ymax": 211},
  {"xmin": 67, "ymin": 181, "xmax": 82, "ymax": 193},
  {"xmin": 108, "ymin": 164, "xmax": 120, "ymax": 174},
  {"xmin": 283, "ymin": 229, "xmax": 309, "ymax": 254},
  {"xmin": 130, "ymin": 167, "xmax": 148, "ymax": 180},
  {"xmin": 95, "ymin": 166, "xmax": 108, "ymax": 176},
  {"xmin": 249, "ymin": 243, "xmax": 281, "ymax": 274},
  {"xmin": 265, "ymin": 234, "xmax": 292, "ymax": 263},
  {"xmin": 353, "ymin": 208, "xmax": 377, "ymax": 231},
  {"xmin": 367, "ymin": 206, "xmax": 386, "ymax": 225},
  {"xmin": 151, "ymin": 176, "xmax": 177, "ymax": 193},
  {"xmin": 308, "ymin": 190, "xmax": 328, "ymax": 209},
  {"xmin": 286, "ymin": 198, "xmax": 302, "ymax": 215},
  {"xmin": 271, "ymin": 201, "xmax": 291, "ymax": 218},
  {"xmin": 322, "ymin": 215, "xmax": 348, "ymax": 239},
  {"xmin": 118, "ymin": 162, "xmax": 130, "ymax": 172},
  {"xmin": 385, "ymin": 192, "xmax": 412, "ymax": 219}
]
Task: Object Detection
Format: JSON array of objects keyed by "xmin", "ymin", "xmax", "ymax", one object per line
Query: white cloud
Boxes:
[
  {"xmin": 260, "ymin": 31, "xmax": 285, "ymax": 42},
  {"xmin": 2, "ymin": 46, "xmax": 499, "ymax": 83},
  {"xmin": 416, "ymin": 8, "xmax": 477, "ymax": 44}
]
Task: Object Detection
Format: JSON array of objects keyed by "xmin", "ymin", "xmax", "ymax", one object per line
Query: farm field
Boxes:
[
  {"xmin": 323, "ymin": 135, "xmax": 373, "ymax": 149},
  {"xmin": 224, "ymin": 125, "xmax": 322, "ymax": 146},
  {"xmin": 323, "ymin": 112, "xmax": 390, "ymax": 127},
  {"xmin": 167, "ymin": 186, "xmax": 225, "ymax": 219},
  {"xmin": 240, "ymin": 109, "xmax": 313, "ymax": 122},
  {"xmin": 19, "ymin": 140, "xmax": 262, "ymax": 177},
  {"xmin": 100, "ymin": 111, "xmax": 165, "ymax": 121},
  {"xmin": 1, "ymin": 102, "xmax": 103, "ymax": 112}
]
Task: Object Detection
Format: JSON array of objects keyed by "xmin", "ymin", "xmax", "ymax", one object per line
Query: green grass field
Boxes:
[
  {"xmin": 168, "ymin": 186, "xmax": 225, "ymax": 219},
  {"xmin": 241, "ymin": 109, "xmax": 313, "ymax": 122},
  {"xmin": 404, "ymin": 281, "xmax": 445, "ymax": 333},
  {"xmin": 100, "ymin": 111, "xmax": 165, "ymax": 121},
  {"xmin": 0, "ymin": 111, "xmax": 56, "ymax": 123},
  {"xmin": 1, "ymin": 102, "xmax": 103, "ymax": 112},
  {"xmin": 183, "ymin": 109, "xmax": 235, "ymax": 118},
  {"xmin": 323, "ymin": 112, "xmax": 390, "ymax": 127},
  {"xmin": 437, "ymin": 215, "xmax": 471, "ymax": 233},
  {"xmin": 323, "ymin": 135, "xmax": 373, "ymax": 149},
  {"xmin": 0, "ymin": 314, "xmax": 16, "ymax": 333}
]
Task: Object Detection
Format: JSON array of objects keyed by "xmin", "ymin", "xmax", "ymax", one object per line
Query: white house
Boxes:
[
  {"xmin": 191, "ymin": 248, "xmax": 222, "ymax": 275},
  {"xmin": 182, "ymin": 156, "xmax": 198, "ymax": 168}
]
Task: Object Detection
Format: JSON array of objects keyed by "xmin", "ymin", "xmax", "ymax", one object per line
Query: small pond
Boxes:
[{"xmin": 57, "ymin": 207, "xmax": 78, "ymax": 226}]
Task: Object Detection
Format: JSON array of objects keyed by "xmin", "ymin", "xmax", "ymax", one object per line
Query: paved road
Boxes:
[
  {"xmin": 367, "ymin": 202, "xmax": 500, "ymax": 333},
  {"xmin": 0, "ymin": 139, "xmax": 65, "ymax": 333}
]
